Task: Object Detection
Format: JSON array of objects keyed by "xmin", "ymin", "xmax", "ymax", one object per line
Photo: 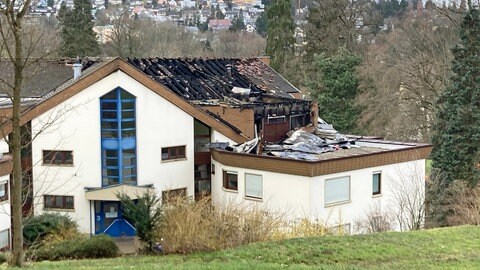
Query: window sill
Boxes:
[
  {"xmin": 0, "ymin": 200, "xmax": 9, "ymax": 205},
  {"xmin": 161, "ymin": 158, "xmax": 187, "ymax": 163},
  {"xmin": 325, "ymin": 200, "xmax": 351, "ymax": 208},
  {"xmin": 222, "ymin": 187, "xmax": 238, "ymax": 194},
  {"xmin": 42, "ymin": 164, "xmax": 74, "ymax": 167},
  {"xmin": 372, "ymin": 194, "xmax": 382, "ymax": 198},
  {"xmin": 244, "ymin": 196, "xmax": 262, "ymax": 202},
  {"xmin": 43, "ymin": 208, "xmax": 75, "ymax": 212}
]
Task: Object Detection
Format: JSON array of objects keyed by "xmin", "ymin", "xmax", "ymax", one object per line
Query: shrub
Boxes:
[
  {"xmin": 447, "ymin": 181, "xmax": 480, "ymax": 226},
  {"xmin": 33, "ymin": 235, "xmax": 119, "ymax": 261},
  {"xmin": 23, "ymin": 213, "xmax": 78, "ymax": 247},
  {"xmin": 117, "ymin": 191, "xmax": 162, "ymax": 251},
  {"xmin": 158, "ymin": 197, "xmax": 283, "ymax": 254},
  {"xmin": 0, "ymin": 253, "xmax": 7, "ymax": 264}
]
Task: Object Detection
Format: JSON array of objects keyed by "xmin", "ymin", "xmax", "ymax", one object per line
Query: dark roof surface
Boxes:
[
  {"xmin": 0, "ymin": 59, "xmax": 97, "ymax": 98},
  {"xmin": 127, "ymin": 58, "xmax": 300, "ymax": 101}
]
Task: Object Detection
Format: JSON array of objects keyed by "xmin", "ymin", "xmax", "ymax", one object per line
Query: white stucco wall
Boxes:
[
  {"xmin": 0, "ymin": 138, "xmax": 11, "ymax": 247},
  {"xmin": 31, "ymin": 70, "xmax": 195, "ymax": 233},
  {"xmin": 211, "ymin": 130, "xmax": 237, "ymax": 146},
  {"xmin": 211, "ymin": 159, "xmax": 311, "ymax": 219},
  {"xmin": 211, "ymin": 157, "xmax": 426, "ymax": 233},
  {"xmin": 0, "ymin": 174, "xmax": 10, "ymax": 237}
]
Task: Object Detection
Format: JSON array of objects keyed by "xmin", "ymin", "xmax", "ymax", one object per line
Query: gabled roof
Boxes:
[
  {"xmin": 1, "ymin": 58, "xmax": 248, "ymax": 143},
  {"xmin": 0, "ymin": 59, "xmax": 97, "ymax": 98},
  {"xmin": 127, "ymin": 57, "xmax": 301, "ymax": 100}
]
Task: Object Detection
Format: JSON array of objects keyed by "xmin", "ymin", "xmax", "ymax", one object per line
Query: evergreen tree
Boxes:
[
  {"xmin": 307, "ymin": 48, "xmax": 362, "ymax": 133},
  {"xmin": 229, "ymin": 10, "xmax": 246, "ymax": 31},
  {"xmin": 59, "ymin": 0, "xmax": 100, "ymax": 57},
  {"xmin": 265, "ymin": 0, "xmax": 294, "ymax": 70},
  {"xmin": 431, "ymin": 5, "xmax": 480, "ymax": 187},
  {"xmin": 216, "ymin": 4, "xmax": 225, "ymax": 19},
  {"xmin": 255, "ymin": 12, "xmax": 267, "ymax": 37}
]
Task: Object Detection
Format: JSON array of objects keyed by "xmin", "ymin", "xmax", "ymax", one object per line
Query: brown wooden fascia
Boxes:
[{"xmin": 211, "ymin": 144, "xmax": 433, "ymax": 177}]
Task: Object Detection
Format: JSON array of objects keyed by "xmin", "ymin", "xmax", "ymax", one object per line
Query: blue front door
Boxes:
[{"xmin": 94, "ymin": 201, "xmax": 136, "ymax": 237}]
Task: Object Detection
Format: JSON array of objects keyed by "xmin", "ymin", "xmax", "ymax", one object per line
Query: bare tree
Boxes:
[
  {"xmin": 390, "ymin": 162, "xmax": 426, "ymax": 231},
  {"xmin": 358, "ymin": 10, "xmax": 458, "ymax": 141},
  {"xmin": 0, "ymin": 0, "xmax": 33, "ymax": 265},
  {"xmin": 103, "ymin": 7, "xmax": 139, "ymax": 58}
]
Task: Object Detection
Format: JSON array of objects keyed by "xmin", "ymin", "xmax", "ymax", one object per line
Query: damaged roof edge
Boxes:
[
  {"xmin": 256, "ymin": 57, "xmax": 302, "ymax": 94},
  {"xmin": 211, "ymin": 143, "xmax": 433, "ymax": 177}
]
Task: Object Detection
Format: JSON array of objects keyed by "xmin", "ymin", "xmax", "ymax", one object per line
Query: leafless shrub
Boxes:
[
  {"xmin": 446, "ymin": 181, "xmax": 480, "ymax": 226},
  {"xmin": 272, "ymin": 218, "xmax": 328, "ymax": 239},
  {"xmin": 354, "ymin": 203, "xmax": 395, "ymax": 233},
  {"xmin": 157, "ymin": 196, "xmax": 283, "ymax": 254}
]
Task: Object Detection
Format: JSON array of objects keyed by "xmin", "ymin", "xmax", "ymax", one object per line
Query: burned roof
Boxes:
[
  {"xmin": 0, "ymin": 59, "xmax": 98, "ymax": 98},
  {"xmin": 127, "ymin": 58, "xmax": 301, "ymax": 101}
]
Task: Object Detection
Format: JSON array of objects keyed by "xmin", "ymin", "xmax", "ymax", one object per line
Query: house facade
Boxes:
[
  {"xmin": 0, "ymin": 141, "xmax": 12, "ymax": 250},
  {"xmin": 0, "ymin": 57, "xmax": 431, "ymax": 243}
]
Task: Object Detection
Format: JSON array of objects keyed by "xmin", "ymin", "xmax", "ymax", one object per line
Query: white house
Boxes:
[
  {"xmin": 0, "ymin": 141, "xmax": 12, "ymax": 251},
  {"xmin": 0, "ymin": 57, "xmax": 431, "ymax": 243}
]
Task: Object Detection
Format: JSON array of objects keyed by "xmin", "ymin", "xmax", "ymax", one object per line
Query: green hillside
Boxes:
[{"xmin": 5, "ymin": 225, "xmax": 480, "ymax": 270}]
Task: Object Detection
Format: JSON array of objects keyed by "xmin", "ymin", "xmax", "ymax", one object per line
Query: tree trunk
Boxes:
[{"xmin": 10, "ymin": 20, "xmax": 25, "ymax": 268}]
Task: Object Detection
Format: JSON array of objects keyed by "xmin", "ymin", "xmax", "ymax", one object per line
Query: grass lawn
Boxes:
[{"xmin": 3, "ymin": 225, "xmax": 480, "ymax": 270}]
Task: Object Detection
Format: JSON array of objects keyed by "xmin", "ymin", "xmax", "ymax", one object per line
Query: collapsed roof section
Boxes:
[
  {"xmin": 126, "ymin": 57, "xmax": 302, "ymax": 101},
  {"xmin": 216, "ymin": 118, "xmax": 431, "ymax": 162}
]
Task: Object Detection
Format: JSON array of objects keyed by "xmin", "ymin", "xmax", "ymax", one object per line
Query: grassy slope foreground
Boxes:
[{"xmin": 5, "ymin": 225, "xmax": 480, "ymax": 270}]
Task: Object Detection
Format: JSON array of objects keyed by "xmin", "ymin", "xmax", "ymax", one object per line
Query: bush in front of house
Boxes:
[
  {"xmin": 0, "ymin": 253, "xmax": 7, "ymax": 264},
  {"xmin": 33, "ymin": 234, "xmax": 119, "ymax": 261},
  {"xmin": 23, "ymin": 213, "xmax": 78, "ymax": 247},
  {"xmin": 158, "ymin": 197, "xmax": 284, "ymax": 254}
]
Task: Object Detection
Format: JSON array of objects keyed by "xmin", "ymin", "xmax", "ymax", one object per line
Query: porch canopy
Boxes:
[{"xmin": 85, "ymin": 184, "xmax": 154, "ymax": 201}]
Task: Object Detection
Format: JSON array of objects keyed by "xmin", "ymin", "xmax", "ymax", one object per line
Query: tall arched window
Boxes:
[{"xmin": 100, "ymin": 88, "xmax": 137, "ymax": 186}]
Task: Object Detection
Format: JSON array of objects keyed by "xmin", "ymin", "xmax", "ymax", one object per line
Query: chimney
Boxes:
[
  {"xmin": 226, "ymin": 64, "xmax": 232, "ymax": 77},
  {"xmin": 258, "ymin": 56, "xmax": 271, "ymax": 66},
  {"xmin": 72, "ymin": 62, "xmax": 82, "ymax": 80}
]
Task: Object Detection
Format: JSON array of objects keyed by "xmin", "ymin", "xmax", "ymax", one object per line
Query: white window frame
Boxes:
[
  {"xmin": 245, "ymin": 173, "xmax": 263, "ymax": 200},
  {"xmin": 372, "ymin": 171, "xmax": 382, "ymax": 196},
  {"xmin": 324, "ymin": 176, "xmax": 351, "ymax": 206}
]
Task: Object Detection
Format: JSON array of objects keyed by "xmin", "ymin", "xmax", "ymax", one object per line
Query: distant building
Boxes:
[{"xmin": 208, "ymin": 19, "xmax": 232, "ymax": 31}]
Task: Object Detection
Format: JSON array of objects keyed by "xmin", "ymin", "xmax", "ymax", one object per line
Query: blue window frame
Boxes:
[{"xmin": 101, "ymin": 88, "xmax": 137, "ymax": 186}]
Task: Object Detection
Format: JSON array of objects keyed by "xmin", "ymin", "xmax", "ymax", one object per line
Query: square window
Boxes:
[
  {"xmin": 245, "ymin": 173, "xmax": 262, "ymax": 199},
  {"xmin": 373, "ymin": 172, "xmax": 381, "ymax": 195},
  {"xmin": 325, "ymin": 176, "xmax": 350, "ymax": 206},
  {"xmin": 223, "ymin": 170, "xmax": 238, "ymax": 191}
]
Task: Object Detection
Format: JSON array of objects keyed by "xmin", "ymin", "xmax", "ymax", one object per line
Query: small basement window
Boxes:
[
  {"xmin": 223, "ymin": 170, "xmax": 238, "ymax": 191},
  {"xmin": 161, "ymin": 146, "xmax": 186, "ymax": 161},
  {"xmin": 44, "ymin": 195, "xmax": 74, "ymax": 210}
]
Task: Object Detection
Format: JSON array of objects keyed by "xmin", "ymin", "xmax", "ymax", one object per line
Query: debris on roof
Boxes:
[
  {"xmin": 127, "ymin": 58, "xmax": 301, "ymax": 101},
  {"xmin": 213, "ymin": 120, "xmax": 365, "ymax": 161},
  {"xmin": 316, "ymin": 117, "xmax": 338, "ymax": 138}
]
